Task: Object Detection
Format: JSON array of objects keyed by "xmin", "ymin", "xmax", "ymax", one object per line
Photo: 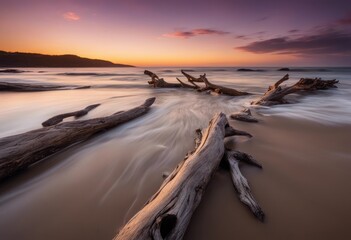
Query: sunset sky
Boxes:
[{"xmin": 0, "ymin": 0, "xmax": 350, "ymax": 66}]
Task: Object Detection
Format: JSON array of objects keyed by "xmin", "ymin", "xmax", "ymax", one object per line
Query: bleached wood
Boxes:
[
  {"xmin": 0, "ymin": 98, "xmax": 155, "ymax": 181},
  {"xmin": 115, "ymin": 113, "xmax": 228, "ymax": 240},
  {"xmin": 42, "ymin": 104, "xmax": 101, "ymax": 127},
  {"xmin": 225, "ymin": 150, "xmax": 264, "ymax": 221},
  {"xmin": 230, "ymin": 108, "xmax": 258, "ymax": 123},
  {"xmin": 252, "ymin": 74, "xmax": 339, "ymax": 106}
]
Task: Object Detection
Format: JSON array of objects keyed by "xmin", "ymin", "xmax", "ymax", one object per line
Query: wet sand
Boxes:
[
  {"xmin": 0, "ymin": 113, "xmax": 350, "ymax": 240},
  {"xmin": 186, "ymin": 116, "xmax": 351, "ymax": 240}
]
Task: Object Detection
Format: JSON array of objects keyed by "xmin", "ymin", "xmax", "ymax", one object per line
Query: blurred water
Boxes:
[
  {"xmin": 0, "ymin": 67, "xmax": 350, "ymax": 240},
  {"xmin": 1, "ymin": 67, "xmax": 350, "ymax": 130}
]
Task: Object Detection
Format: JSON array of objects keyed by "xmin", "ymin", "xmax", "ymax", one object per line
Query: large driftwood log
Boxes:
[
  {"xmin": 224, "ymin": 151, "xmax": 264, "ymax": 221},
  {"xmin": 114, "ymin": 113, "xmax": 263, "ymax": 240},
  {"xmin": 0, "ymin": 98, "xmax": 155, "ymax": 181},
  {"xmin": 115, "ymin": 113, "xmax": 228, "ymax": 240},
  {"xmin": 144, "ymin": 70, "xmax": 181, "ymax": 88},
  {"xmin": 42, "ymin": 104, "xmax": 101, "ymax": 127},
  {"xmin": 0, "ymin": 81, "xmax": 90, "ymax": 92},
  {"xmin": 230, "ymin": 108, "xmax": 258, "ymax": 123},
  {"xmin": 252, "ymin": 74, "xmax": 339, "ymax": 106}
]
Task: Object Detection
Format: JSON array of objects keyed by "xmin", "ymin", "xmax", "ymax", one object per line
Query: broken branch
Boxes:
[{"xmin": 42, "ymin": 104, "xmax": 101, "ymax": 127}]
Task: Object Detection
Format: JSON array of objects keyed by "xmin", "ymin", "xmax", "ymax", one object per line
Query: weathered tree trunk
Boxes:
[
  {"xmin": 0, "ymin": 81, "xmax": 90, "ymax": 91},
  {"xmin": 252, "ymin": 74, "xmax": 339, "ymax": 106},
  {"xmin": 0, "ymin": 97, "xmax": 155, "ymax": 181},
  {"xmin": 144, "ymin": 70, "xmax": 181, "ymax": 88},
  {"xmin": 224, "ymin": 151, "xmax": 264, "ymax": 221},
  {"xmin": 230, "ymin": 108, "xmax": 258, "ymax": 123},
  {"xmin": 42, "ymin": 104, "xmax": 101, "ymax": 127},
  {"xmin": 114, "ymin": 113, "xmax": 263, "ymax": 240},
  {"xmin": 114, "ymin": 113, "xmax": 228, "ymax": 240}
]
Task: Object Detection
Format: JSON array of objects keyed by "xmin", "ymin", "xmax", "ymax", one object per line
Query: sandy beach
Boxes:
[
  {"xmin": 0, "ymin": 67, "xmax": 350, "ymax": 240},
  {"xmin": 186, "ymin": 115, "xmax": 351, "ymax": 240}
]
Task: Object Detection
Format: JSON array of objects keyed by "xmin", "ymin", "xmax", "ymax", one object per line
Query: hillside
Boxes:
[{"xmin": 0, "ymin": 51, "xmax": 134, "ymax": 67}]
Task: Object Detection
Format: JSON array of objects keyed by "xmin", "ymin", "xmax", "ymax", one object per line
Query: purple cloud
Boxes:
[
  {"xmin": 288, "ymin": 29, "xmax": 299, "ymax": 33},
  {"xmin": 63, "ymin": 12, "xmax": 80, "ymax": 21},
  {"xmin": 235, "ymin": 35, "xmax": 249, "ymax": 40},
  {"xmin": 256, "ymin": 16, "xmax": 269, "ymax": 22},
  {"xmin": 337, "ymin": 13, "xmax": 351, "ymax": 25},
  {"xmin": 163, "ymin": 28, "xmax": 230, "ymax": 39},
  {"xmin": 236, "ymin": 29, "xmax": 351, "ymax": 55}
]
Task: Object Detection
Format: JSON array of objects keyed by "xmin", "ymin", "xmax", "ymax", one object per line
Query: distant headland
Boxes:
[{"xmin": 0, "ymin": 51, "xmax": 134, "ymax": 68}]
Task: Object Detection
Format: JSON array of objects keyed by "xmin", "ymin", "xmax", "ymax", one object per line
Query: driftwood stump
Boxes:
[
  {"xmin": 0, "ymin": 98, "xmax": 155, "ymax": 181},
  {"xmin": 252, "ymin": 74, "xmax": 339, "ymax": 106}
]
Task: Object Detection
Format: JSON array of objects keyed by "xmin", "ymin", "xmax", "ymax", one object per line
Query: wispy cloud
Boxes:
[
  {"xmin": 163, "ymin": 28, "xmax": 230, "ymax": 39},
  {"xmin": 236, "ymin": 28, "xmax": 351, "ymax": 55},
  {"xmin": 235, "ymin": 35, "xmax": 249, "ymax": 40},
  {"xmin": 63, "ymin": 12, "xmax": 80, "ymax": 21},
  {"xmin": 256, "ymin": 16, "xmax": 269, "ymax": 22},
  {"xmin": 288, "ymin": 29, "xmax": 299, "ymax": 33}
]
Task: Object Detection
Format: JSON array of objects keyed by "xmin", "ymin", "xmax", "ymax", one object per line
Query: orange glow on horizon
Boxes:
[
  {"xmin": 1, "ymin": 46, "xmax": 299, "ymax": 67},
  {"xmin": 0, "ymin": 5, "xmax": 304, "ymax": 68},
  {"xmin": 1, "ymin": 0, "xmax": 349, "ymax": 67}
]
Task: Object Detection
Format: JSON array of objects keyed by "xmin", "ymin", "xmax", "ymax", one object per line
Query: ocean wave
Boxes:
[
  {"xmin": 258, "ymin": 89, "xmax": 351, "ymax": 124},
  {"xmin": 93, "ymin": 84, "xmax": 148, "ymax": 89},
  {"xmin": 277, "ymin": 68, "xmax": 330, "ymax": 72}
]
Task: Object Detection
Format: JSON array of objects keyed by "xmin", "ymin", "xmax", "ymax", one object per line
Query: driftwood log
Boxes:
[
  {"xmin": 179, "ymin": 70, "xmax": 250, "ymax": 96},
  {"xmin": 252, "ymin": 74, "xmax": 339, "ymax": 106},
  {"xmin": 0, "ymin": 81, "xmax": 90, "ymax": 92},
  {"xmin": 144, "ymin": 70, "xmax": 250, "ymax": 96},
  {"xmin": 0, "ymin": 97, "xmax": 155, "ymax": 181},
  {"xmin": 230, "ymin": 108, "xmax": 258, "ymax": 123},
  {"xmin": 114, "ymin": 113, "xmax": 263, "ymax": 240},
  {"xmin": 42, "ymin": 104, "xmax": 101, "ymax": 127},
  {"xmin": 144, "ymin": 70, "xmax": 181, "ymax": 88}
]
